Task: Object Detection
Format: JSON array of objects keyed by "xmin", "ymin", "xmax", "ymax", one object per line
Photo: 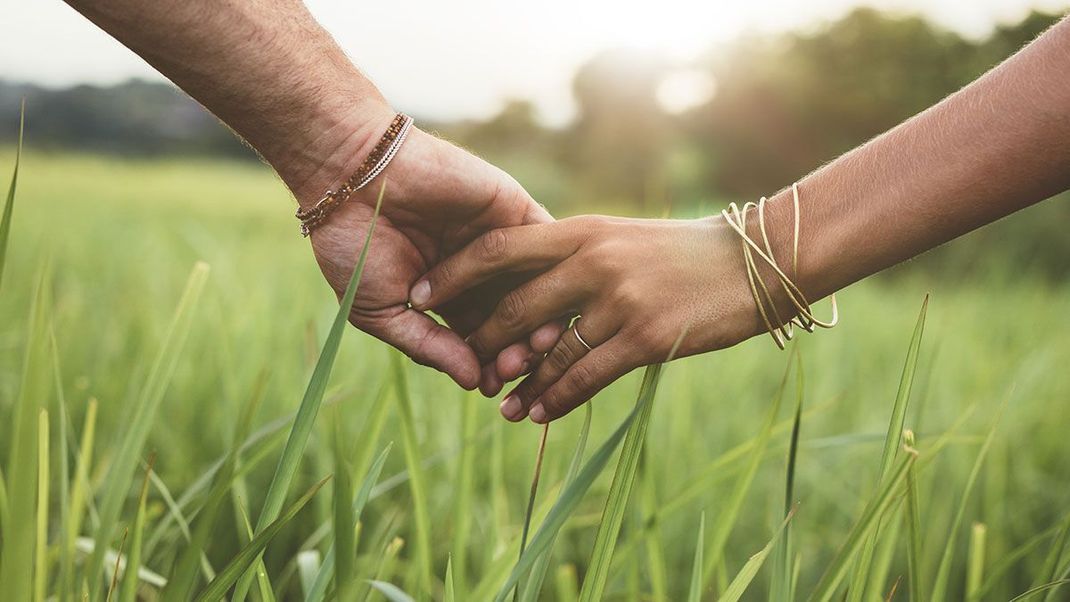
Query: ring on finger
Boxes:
[{"xmin": 573, "ymin": 321, "xmax": 594, "ymax": 351}]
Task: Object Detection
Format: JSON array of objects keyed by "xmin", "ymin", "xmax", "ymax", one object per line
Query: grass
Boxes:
[{"xmin": 1, "ymin": 148, "xmax": 1070, "ymax": 600}]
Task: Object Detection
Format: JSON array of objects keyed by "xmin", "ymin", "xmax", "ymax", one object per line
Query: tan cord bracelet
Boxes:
[
  {"xmin": 296, "ymin": 113, "xmax": 414, "ymax": 236},
  {"xmin": 721, "ymin": 183, "xmax": 839, "ymax": 349}
]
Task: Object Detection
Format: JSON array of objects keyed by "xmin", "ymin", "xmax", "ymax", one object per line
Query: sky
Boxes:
[{"xmin": 1, "ymin": 0, "xmax": 1066, "ymax": 125}]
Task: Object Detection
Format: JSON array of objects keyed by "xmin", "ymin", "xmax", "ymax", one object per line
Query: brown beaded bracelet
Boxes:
[{"xmin": 295, "ymin": 113, "xmax": 413, "ymax": 236}]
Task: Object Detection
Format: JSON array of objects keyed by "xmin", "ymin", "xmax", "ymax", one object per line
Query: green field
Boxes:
[{"xmin": 2, "ymin": 149, "xmax": 1069, "ymax": 601}]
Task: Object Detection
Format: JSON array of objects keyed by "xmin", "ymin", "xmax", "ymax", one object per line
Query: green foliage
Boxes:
[
  {"xmin": 231, "ymin": 185, "xmax": 385, "ymax": 602},
  {"xmin": 2, "ymin": 152, "xmax": 1068, "ymax": 601},
  {"xmin": 0, "ymin": 99, "xmax": 22, "ymax": 292},
  {"xmin": 1, "ymin": 265, "xmax": 51, "ymax": 602},
  {"xmin": 578, "ymin": 361, "xmax": 663, "ymax": 602}
]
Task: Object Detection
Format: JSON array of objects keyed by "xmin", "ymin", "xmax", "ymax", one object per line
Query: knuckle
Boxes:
[
  {"xmin": 408, "ymin": 329, "xmax": 439, "ymax": 368},
  {"xmin": 546, "ymin": 344, "xmax": 575, "ymax": 373},
  {"xmin": 613, "ymin": 283, "xmax": 643, "ymax": 309},
  {"xmin": 628, "ymin": 325, "xmax": 660, "ymax": 352},
  {"xmin": 434, "ymin": 258, "xmax": 456, "ymax": 286},
  {"xmin": 496, "ymin": 292, "xmax": 526, "ymax": 328},
  {"xmin": 514, "ymin": 379, "xmax": 541, "ymax": 406},
  {"xmin": 478, "ymin": 229, "xmax": 509, "ymax": 262},
  {"xmin": 567, "ymin": 363, "xmax": 597, "ymax": 395},
  {"xmin": 468, "ymin": 335, "xmax": 491, "ymax": 359}
]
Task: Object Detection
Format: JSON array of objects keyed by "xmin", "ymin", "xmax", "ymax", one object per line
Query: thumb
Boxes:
[{"xmin": 359, "ymin": 308, "xmax": 482, "ymax": 390}]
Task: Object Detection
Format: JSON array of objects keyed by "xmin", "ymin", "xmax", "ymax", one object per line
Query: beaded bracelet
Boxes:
[
  {"xmin": 721, "ymin": 183, "xmax": 839, "ymax": 349},
  {"xmin": 295, "ymin": 113, "xmax": 414, "ymax": 236}
]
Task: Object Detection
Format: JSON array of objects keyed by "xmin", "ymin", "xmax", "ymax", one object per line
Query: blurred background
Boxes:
[
  {"xmin": 2, "ymin": 1, "xmax": 1068, "ymax": 279},
  {"xmin": 2, "ymin": 2, "xmax": 1070, "ymax": 600}
]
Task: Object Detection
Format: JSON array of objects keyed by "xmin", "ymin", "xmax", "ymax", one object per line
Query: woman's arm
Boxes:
[{"xmin": 411, "ymin": 15, "xmax": 1070, "ymax": 424}]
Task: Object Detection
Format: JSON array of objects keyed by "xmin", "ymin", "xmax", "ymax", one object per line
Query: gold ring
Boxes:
[{"xmin": 573, "ymin": 324, "xmax": 593, "ymax": 351}]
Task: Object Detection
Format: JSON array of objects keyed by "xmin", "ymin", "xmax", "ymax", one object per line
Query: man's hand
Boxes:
[{"xmin": 293, "ymin": 109, "xmax": 560, "ymax": 389}]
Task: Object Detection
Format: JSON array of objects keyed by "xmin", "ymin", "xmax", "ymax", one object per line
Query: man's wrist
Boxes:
[{"xmin": 262, "ymin": 96, "xmax": 397, "ymax": 208}]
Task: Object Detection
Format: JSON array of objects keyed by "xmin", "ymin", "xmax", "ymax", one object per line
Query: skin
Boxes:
[
  {"xmin": 62, "ymin": 0, "xmax": 563, "ymax": 389},
  {"xmin": 413, "ymin": 15, "xmax": 1070, "ymax": 424}
]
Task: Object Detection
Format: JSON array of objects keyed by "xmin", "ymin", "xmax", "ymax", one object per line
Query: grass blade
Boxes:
[
  {"xmin": 119, "ymin": 456, "xmax": 155, "ymax": 602},
  {"xmin": 772, "ymin": 347, "xmax": 804, "ymax": 601},
  {"xmin": 806, "ymin": 451, "xmax": 917, "ymax": 602},
  {"xmin": 390, "ymin": 353, "xmax": 434, "ymax": 596},
  {"xmin": 930, "ymin": 398, "xmax": 1004, "ymax": 602},
  {"xmin": 368, "ymin": 580, "xmax": 416, "ymax": 602},
  {"xmin": 231, "ymin": 184, "xmax": 385, "ymax": 602},
  {"xmin": 194, "ymin": 476, "xmax": 330, "ymax": 602},
  {"xmin": 1, "ymin": 265, "xmax": 51, "ymax": 602},
  {"xmin": 847, "ymin": 295, "xmax": 928, "ymax": 602},
  {"xmin": 578, "ymin": 359, "xmax": 668, "ymax": 602},
  {"xmin": 721, "ymin": 509, "xmax": 795, "ymax": 602},
  {"xmin": 161, "ymin": 375, "xmax": 266, "ymax": 601},
  {"xmin": 332, "ymin": 408, "xmax": 358, "ymax": 602},
  {"xmin": 1009, "ymin": 580, "xmax": 1070, "ymax": 601},
  {"xmin": 701, "ymin": 352, "xmax": 793, "ymax": 586},
  {"xmin": 966, "ymin": 523, "xmax": 987, "ymax": 599},
  {"xmin": 50, "ymin": 329, "xmax": 74, "ymax": 601},
  {"xmin": 65, "ymin": 398, "xmax": 98, "ymax": 596},
  {"xmin": 971, "ymin": 513, "xmax": 1068, "ymax": 601},
  {"xmin": 445, "ymin": 556, "xmax": 456, "ymax": 602},
  {"xmin": 235, "ymin": 501, "xmax": 277, "ymax": 602},
  {"xmin": 1034, "ymin": 510, "xmax": 1070, "ymax": 593},
  {"xmin": 494, "ymin": 363, "xmax": 666, "ymax": 602},
  {"xmin": 0, "ymin": 99, "xmax": 24, "ymax": 293},
  {"xmin": 687, "ymin": 513, "xmax": 705, "ymax": 602},
  {"xmin": 306, "ymin": 444, "xmax": 393, "ymax": 602},
  {"xmin": 903, "ymin": 430, "xmax": 923, "ymax": 602},
  {"xmin": 638, "ymin": 454, "xmax": 669, "ymax": 602},
  {"xmin": 555, "ymin": 564, "xmax": 579, "ymax": 602},
  {"xmin": 519, "ymin": 404, "xmax": 593, "ymax": 602},
  {"xmin": 451, "ymin": 392, "xmax": 477, "ymax": 600},
  {"xmin": 106, "ymin": 530, "xmax": 129, "ymax": 602},
  {"xmin": 514, "ymin": 424, "xmax": 550, "ymax": 600},
  {"xmin": 34, "ymin": 409, "xmax": 50, "ymax": 602},
  {"xmin": 87, "ymin": 261, "xmax": 210, "ymax": 600}
]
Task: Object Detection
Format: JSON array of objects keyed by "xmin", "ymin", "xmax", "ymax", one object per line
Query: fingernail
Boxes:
[
  {"xmin": 529, "ymin": 403, "xmax": 547, "ymax": 424},
  {"xmin": 500, "ymin": 395, "xmax": 524, "ymax": 421},
  {"xmin": 519, "ymin": 360, "xmax": 531, "ymax": 374},
  {"xmin": 410, "ymin": 280, "xmax": 431, "ymax": 306}
]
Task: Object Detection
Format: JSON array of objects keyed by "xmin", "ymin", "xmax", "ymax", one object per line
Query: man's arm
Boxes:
[
  {"xmin": 63, "ymin": 0, "xmax": 562, "ymax": 393},
  {"xmin": 62, "ymin": 0, "xmax": 389, "ymax": 202}
]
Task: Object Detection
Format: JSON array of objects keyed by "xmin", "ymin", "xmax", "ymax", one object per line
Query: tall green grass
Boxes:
[{"xmin": 2, "ymin": 147, "xmax": 1069, "ymax": 601}]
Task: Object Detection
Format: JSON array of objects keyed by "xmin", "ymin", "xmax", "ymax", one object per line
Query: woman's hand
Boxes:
[{"xmin": 409, "ymin": 215, "xmax": 770, "ymax": 423}]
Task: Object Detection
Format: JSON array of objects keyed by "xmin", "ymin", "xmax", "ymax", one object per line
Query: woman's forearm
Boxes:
[
  {"xmin": 62, "ymin": 0, "xmax": 394, "ymax": 203},
  {"xmin": 768, "ymin": 16, "xmax": 1070, "ymax": 302}
]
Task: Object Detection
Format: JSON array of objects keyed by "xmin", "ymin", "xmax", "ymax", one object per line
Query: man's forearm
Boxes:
[
  {"xmin": 63, "ymin": 0, "xmax": 393, "ymax": 203},
  {"xmin": 766, "ymin": 16, "xmax": 1070, "ymax": 301}
]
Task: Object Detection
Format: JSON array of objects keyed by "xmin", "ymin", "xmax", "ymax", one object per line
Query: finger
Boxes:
[
  {"xmin": 362, "ymin": 307, "xmax": 481, "ymax": 390},
  {"xmin": 530, "ymin": 318, "xmax": 570, "ymax": 353},
  {"xmin": 528, "ymin": 337, "xmax": 638, "ymax": 424},
  {"xmin": 493, "ymin": 318, "xmax": 569, "ymax": 383},
  {"xmin": 494, "ymin": 341, "xmax": 536, "ymax": 383},
  {"xmin": 468, "ymin": 267, "xmax": 589, "ymax": 361},
  {"xmin": 479, "ymin": 362, "xmax": 503, "ymax": 397},
  {"xmin": 498, "ymin": 314, "xmax": 618, "ymax": 421},
  {"xmin": 409, "ymin": 224, "xmax": 579, "ymax": 311}
]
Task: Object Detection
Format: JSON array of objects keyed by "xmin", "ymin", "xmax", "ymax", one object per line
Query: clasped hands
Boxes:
[{"xmin": 304, "ymin": 116, "xmax": 767, "ymax": 424}]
